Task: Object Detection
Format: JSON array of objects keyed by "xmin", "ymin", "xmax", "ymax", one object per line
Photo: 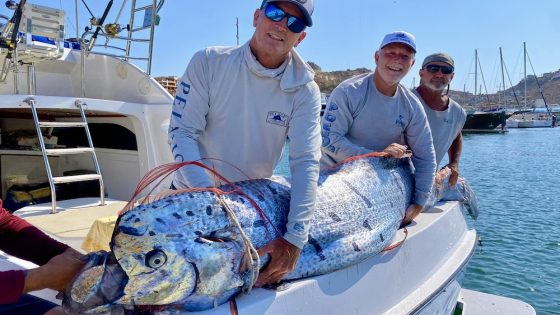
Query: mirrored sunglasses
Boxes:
[
  {"xmin": 425, "ymin": 64, "xmax": 454, "ymax": 74},
  {"xmin": 264, "ymin": 3, "xmax": 306, "ymax": 33}
]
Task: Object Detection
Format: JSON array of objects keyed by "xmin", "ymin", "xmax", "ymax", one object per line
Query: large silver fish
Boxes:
[{"xmin": 63, "ymin": 154, "xmax": 478, "ymax": 313}]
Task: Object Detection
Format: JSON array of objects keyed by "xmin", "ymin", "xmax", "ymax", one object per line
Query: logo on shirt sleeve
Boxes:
[
  {"xmin": 267, "ymin": 111, "xmax": 289, "ymax": 127},
  {"xmin": 293, "ymin": 222, "xmax": 305, "ymax": 233}
]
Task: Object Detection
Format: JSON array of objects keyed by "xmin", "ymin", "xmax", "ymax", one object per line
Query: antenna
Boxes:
[{"xmin": 236, "ymin": 17, "xmax": 239, "ymax": 45}]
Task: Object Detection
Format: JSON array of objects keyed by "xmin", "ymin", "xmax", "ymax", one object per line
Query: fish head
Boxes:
[
  {"xmin": 112, "ymin": 215, "xmax": 248, "ymax": 309},
  {"xmin": 65, "ymin": 194, "xmax": 252, "ymax": 312},
  {"xmin": 111, "ymin": 196, "xmax": 249, "ymax": 310},
  {"xmin": 110, "ymin": 227, "xmax": 198, "ymax": 306}
]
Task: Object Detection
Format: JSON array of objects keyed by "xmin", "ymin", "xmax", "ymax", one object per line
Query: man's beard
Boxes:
[{"xmin": 424, "ymin": 80, "xmax": 448, "ymax": 92}]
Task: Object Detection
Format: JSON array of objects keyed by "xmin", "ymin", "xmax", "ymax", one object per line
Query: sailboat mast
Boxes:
[
  {"xmin": 499, "ymin": 47, "xmax": 506, "ymax": 109},
  {"xmin": 474, "ymin": 49, "xmax": 478, "ymax": 97},
  {"xmin": 523, "ymin": 42, "xmax": 527, "ymax": 109},
  {"xmin": 74, "ymin": 0, "xmax": 79, "ymax": 39}
]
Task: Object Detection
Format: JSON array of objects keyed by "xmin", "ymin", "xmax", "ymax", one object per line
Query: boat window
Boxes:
[{"xmin": 53, "ymin": 123, "xmax": 138, "ymax": 151}]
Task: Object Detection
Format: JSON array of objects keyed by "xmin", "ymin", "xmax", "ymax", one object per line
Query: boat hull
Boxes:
[
  {"xmin": 517, "ymin": 119, "xmax": 552, "ymax": 128},
  {"xmin": 463, "ymin": 111, "xmax": 509, "ymax": 133}
]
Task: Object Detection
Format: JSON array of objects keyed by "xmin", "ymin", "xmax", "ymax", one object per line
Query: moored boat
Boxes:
[{"xmin": 462, "ymin": 110, "xmax": 509, "ymax": 133}]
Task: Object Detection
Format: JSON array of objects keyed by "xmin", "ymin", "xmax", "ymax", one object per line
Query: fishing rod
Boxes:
[
  {"xmin": 0, "ymin": 0, "xmax": 26, "ymax": 50},
  {"xmin": 86, "ymin": 0, "xmax": 113, "ymax": 52},
  {"xmin": 0, "ymin": 0, "xmax": 26, "ymax": 82}
]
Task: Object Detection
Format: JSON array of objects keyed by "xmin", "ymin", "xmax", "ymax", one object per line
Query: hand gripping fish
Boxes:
[
  {"xmin": 431, "ymin": 166, "xmax": 479, "ymax": 220},
  {"xmin": 62, "ymin": 153, "xmax": 478, "ymax": 313}
]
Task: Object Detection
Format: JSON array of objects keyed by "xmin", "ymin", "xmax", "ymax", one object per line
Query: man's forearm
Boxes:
[
  {"xmin": 447, "ymin": 133, "xmax": 463, "ymax": 166},
  {"xmin": 23, "ymin": 268, "xmax": 45, "ymax": 293}
]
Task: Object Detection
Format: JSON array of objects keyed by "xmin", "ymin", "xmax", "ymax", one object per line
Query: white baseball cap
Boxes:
[{"xmin": 379, "ymin": 31, "xmax": 417, "ymax": 52}]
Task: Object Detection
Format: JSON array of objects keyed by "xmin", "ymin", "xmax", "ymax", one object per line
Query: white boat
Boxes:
[
  {"xmin": 507, "ymin": 113, "xmax": 554, "ymax": 128},
  {"xmin": 0, "ymin": 1, "xmax": 535, "ymax": 314},
  {"xmin": 506, "ymin": 118, "xmax": 519, "ymax": 128},
  {"xmin": 506, "ymin": 43, "xmax": 556, "ymax": 129},
  {"xmin": 506, "ymin": 108, "xmax": 557, "ymax": 128}
]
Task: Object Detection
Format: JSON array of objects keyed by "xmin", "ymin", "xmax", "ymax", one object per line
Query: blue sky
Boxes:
[{"xmin": 3, "ymin": 1, "xmax": 559, "ymax": 93}]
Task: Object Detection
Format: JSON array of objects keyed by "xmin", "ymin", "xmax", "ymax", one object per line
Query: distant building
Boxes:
[{"xmin": 154, "ymin": 76, "xmax": 179, "ymax": 96}]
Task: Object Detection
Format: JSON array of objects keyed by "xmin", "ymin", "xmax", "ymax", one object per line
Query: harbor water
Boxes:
[
  {"xmin": 274, "ymin": 128, "xmax": 560, "ymax": 314},
  {"xmin": 460, "ymin": 128, "xmax": 560, "ymax": 315}
]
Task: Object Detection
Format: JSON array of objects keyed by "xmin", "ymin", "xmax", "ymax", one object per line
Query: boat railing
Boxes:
[
  {"xmin": 79, "ymin": 30, "xmax": 151, "ymax": 62},
  {"xmin": 79, "ymin": 0, "xmax": 164, "ymax": 75}
]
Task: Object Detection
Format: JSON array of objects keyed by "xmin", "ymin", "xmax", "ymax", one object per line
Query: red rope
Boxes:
[
  {"xmin": 118, "ymin": 160, "xmax": 280, "ymax": 236},
  {"xmin": 329, "ymin": 151, "xmax": 389, "ymax": 170},
  {"xmin": 382, "ymin": 227, "xmax": 408, "ymax": 252}
]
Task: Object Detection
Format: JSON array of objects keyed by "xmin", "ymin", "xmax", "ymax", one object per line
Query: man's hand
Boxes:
[
  {"xmin": 435, "ymin": 167, "xmax": 450, "ymax": 189},
  {"xmin": 400, "ymin": 203, "xmax": 423, "ymax": 228},
  {"xmin": 254, "ymin": 238, "xmax": 301, "ymax": 287},
  {"xmin": 444, "ymin": 162, "xmax": 459, "ymax": 187},
  {"xmin": 383, "ymin": 143, "xmax": 409, "ymax": 158},
  {"xmin": 24, "ymin": 248, "xmax": 85, "ymax": 293}
]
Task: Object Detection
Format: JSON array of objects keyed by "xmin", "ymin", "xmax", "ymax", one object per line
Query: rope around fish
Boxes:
[
  {"xmin": 119, "ymin": 160, "xmax": 279, "ymax": 236},
  {"xmin": 118, "ymin": 159, "xmax": 270, "ymax": 293},
  {"xmin": 218, "ymin": 195, "xmax": 260, "ymax": 293}
]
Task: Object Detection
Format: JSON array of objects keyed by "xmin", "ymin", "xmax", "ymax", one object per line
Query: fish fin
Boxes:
[{"xmin": 135, "ymin": 188, "xmax": 193, "ymax": 206}]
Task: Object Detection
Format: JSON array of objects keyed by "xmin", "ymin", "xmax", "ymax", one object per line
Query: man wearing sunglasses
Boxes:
[
  {"xmin": 169, "ymin": 0, "xmax": 320, "ymax": 287},
  {"xmin": 413, "ymin": 53, "xmax": 466, "ymax": 187},
  {"xmin": 321, "ymin": 31, "xmax": 436, "ymax": 227}
]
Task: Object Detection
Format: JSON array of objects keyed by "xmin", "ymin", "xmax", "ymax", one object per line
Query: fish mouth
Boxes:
[{"xmin": 63, "ymin": 251, "xmax": 129, "ymax": 314}]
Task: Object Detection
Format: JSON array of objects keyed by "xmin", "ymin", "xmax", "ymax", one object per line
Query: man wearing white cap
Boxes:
[
  {"xmin": 169, "ymin": 0, "xmax": 320, "ymax": 286},
  {"xmin": 414, "ymin": 53, "xmax": 466, "ymax": 186},
  {"xmin": 321, "ymin": 31, "xmax": 436, "ymax": 227}
]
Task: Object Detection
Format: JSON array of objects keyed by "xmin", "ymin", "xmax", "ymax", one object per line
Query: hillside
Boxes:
[
  {"xmin": 311, "ymin": 62, "xmax": 560, "ymax": 107},
  {"xmin": 448, "ymin": 70, "xmax": 560, "ymax": 108},
  {"xmin": 309, "ymin": 62, "xmax": 370, "ymax": 94}
]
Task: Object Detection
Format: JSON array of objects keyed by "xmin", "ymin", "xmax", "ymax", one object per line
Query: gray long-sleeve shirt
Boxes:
[
  {"xmin": 168, "ymin": 42, "xmax": 322, "ymax": 248},
  {"xmin": 320, "ymin": 72, "xmax": 436, "ymax": 206},
  {"xmin": 413, "ymin": 89, "xmax": 467, "ymax": 167}
]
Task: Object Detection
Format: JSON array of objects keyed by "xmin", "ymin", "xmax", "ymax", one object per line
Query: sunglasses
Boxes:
[
  {"xmin": 264, "ymin": 3, "xmax": 306, "ymax": 33},
  {"xmin": 425, "ymin": 64, "xmax": 454, "ymax": 74}
]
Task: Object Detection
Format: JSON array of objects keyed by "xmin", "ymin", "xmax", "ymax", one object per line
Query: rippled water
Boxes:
[
  {"xmin": 460, "ymin": 128, "xmax": 560, "ymax": 315},
  {"xmin": 274, "ymin": 128, "xmax": 560, "ymax": 314}
]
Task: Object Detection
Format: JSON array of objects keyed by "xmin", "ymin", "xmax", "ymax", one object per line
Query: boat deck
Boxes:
[
  {"xmin": 459, "ymin": 289, "xmax": 536, "ymax": 315},
  {"xmin": 15, "ymin": 198, "xmax": 127, "ymax": 251}
]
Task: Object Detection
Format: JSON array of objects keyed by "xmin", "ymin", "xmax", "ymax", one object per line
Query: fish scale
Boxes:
[{"xmin": 63, "ymin": 156, "xmax": 477, "ymax": 313}]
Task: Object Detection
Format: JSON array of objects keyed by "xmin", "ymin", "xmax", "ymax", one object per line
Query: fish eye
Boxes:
[{"xmin": 145, "ymin": 249, "xmax": 167, "ymax": 268}]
